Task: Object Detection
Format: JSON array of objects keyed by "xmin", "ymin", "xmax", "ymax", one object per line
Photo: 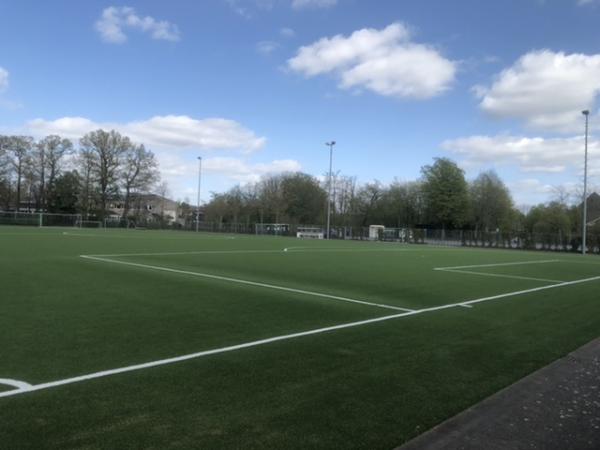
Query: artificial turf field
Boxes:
[{"xmin": 1, "ymin": 226, "xmax": 599, "ymax": 449}]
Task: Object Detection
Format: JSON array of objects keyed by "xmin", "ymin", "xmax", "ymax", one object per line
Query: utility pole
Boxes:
[
  {"xmin": 582, "ymin": 110, "xmax": 589, "ymax": 255},
  {"xmin": 325, "ymin": 141, "xmax": 336, "ymax": 240},
  {"xmin": 196, "ymin": 156, "xmax": 202, "ymax": 232}
]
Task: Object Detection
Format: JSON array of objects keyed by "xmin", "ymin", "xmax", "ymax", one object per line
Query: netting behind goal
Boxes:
[
  {"xmin": 0, "ymin": 211, "xmax": 82, "ymax": 227},
  {"xmin": 76, "ymin": 219, "xmax": 103, "ymax": 228},
  {"xmin": 255, "ymin": 223, "xmax": 290, "ymax": 236},
  {"xmin": 296, "ymin": 226, "xmax": 324, "ymax": 239}
]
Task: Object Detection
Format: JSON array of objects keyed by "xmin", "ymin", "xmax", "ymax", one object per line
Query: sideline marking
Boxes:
[
  {"xmin": 79, "ymin": 255, "xmax": 415, "ymax": 313},
  {"xmin": 88, "ymin": 248, "xmax": 418, "ymax": 258},
  {"xmin": 437, "ymin": 268, "xmax": 564, "ymax": 284},
  {"xmin": 0, "ymin": 379, "xmax": 32, "ymax": 390},
  {"xmin": 3, "ymin": 274, "xmax": 599, "ymax": 399},
  {"xmin": 62, "ymin": 232, "xmax": 235, "ymax": 240},
  {"xmin": 434, "ymin": 260, "xmax": 559, "ymax": 271}
]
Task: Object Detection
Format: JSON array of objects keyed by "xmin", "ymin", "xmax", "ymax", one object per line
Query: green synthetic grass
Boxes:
[{"xmin": 0, "ymin": 226, "xmax": 599, "ymax": 449}]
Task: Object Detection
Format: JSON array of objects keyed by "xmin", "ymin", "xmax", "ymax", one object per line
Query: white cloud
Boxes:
[
  {"xmin": 23, "ymin": 115, "xmax": 266, "ymax": 153},
  {"xmin": 161, "ymin": 154, "xmax": 301, "ymax": 183},
  {"xmin": 0, "ymin": 67, "xmax": 8, "ymax": 92},
  {"xmin": 291, "ymin": 0, "xmax": 337, "ymax": 10},
  {"xmin": 280, "ymin": 27, "xmax": 295, "ymax": 38},
  {"xmin": 476, "ymin": 50, "xmax": 600, "ymax": 132},
  {"xmin": 204, "ymin": 157, "xmax": 301, "ymax": 183},
  {"xmin": 95, "ymin": 6, "xmax": 180, "ymax": 44},
  {"xmin": 256, "ymin": 40, "xmax": 280, "ymax": 55},
  {"xmin": 287, "ymin": 23, "xmax": 456, "ymax": 99},
  {"xmin": 442, "ymin": 134, "xmax": 600, "ymax": 176},
  {"xmin": 157, "ymin": 153, "xmax": 301, "ymax": 200}
]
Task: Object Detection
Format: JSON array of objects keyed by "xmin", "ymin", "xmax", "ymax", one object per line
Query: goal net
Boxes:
[
  {"xmin": 296, "ymin": 226, "xmax": 324, "ymax": 239},
  {"xmin": 255, "ymin": 223, "xmax": 290, "ymax": 236},
  {"xmin": 0, "ymin": 211, "xmax": 82, "ymax": 227},
  {"xmin": 75, "ymin": 219, "xmax": 103, "ymax": 228}
]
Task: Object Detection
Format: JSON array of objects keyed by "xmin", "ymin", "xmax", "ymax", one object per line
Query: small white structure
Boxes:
[
  {"xmin": 296, "ymin": 227, "xmax": 324, "ymax": 239},
  {"xmin": 369, "ymin": 225, "xmax": 385, "ymax": 240}
]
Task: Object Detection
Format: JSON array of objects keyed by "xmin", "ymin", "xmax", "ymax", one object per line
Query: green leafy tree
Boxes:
[
  {"xmin": 421, "ymin": 158, "xmax": 469, "ymax": 229},
  {"xmin": 281, "ymin": 173, "xmax": 327, "ymax": 224},
  {"xmin": 47, "ymin": 171, "xmax": 81, "ymax": 214},
  {"xmin": 469, "ymin": 170, "xmax": 514, "ymax": 232}
]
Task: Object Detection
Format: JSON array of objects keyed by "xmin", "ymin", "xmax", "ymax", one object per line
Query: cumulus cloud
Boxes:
[
  {"xmin": 23, "ymin": 115, "xmax": 266, "ymax": 153},
  {"xmin": 158, "ymin": 153, "xmax": 301, "ymax": 200},
  {"xmin": 476, "ymin": 50, "xmax": 600, "ymax": 132},
  {"xmin": 292, "ymin": 0, "xmax": 337, "ymax": 10},
  {"xmin": 256, "ymin": 40, "xmax": 280, "ymax": 55},
  {"xmin": 0, "ymin": 67, "xmax": 8, "ymax": 92},
  {"xmin": 280, "ymin": 27, "xmax": 295, "ymax": 38},
  {"xmin": 287, "ymin": 23, "xmax": 456, "ymax": 99},
  {"xmin": 442, "ymin": 134, "xmax": 600, "ymax": 175},
  {"xmin": 95, "ymin": 6, "xmax": 180, "ymax": 43}
]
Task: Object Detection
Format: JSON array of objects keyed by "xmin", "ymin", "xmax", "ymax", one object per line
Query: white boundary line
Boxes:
[
  {"xmin": 0, "ymin": 379, "xmax": 32, "ymax": 390},
  {"xmin": 434, "ymin": 259, "xmax": 560, "ymax": 271},
  {"xmin": 88, "ymin": 250, "xmax": 287, "ymax": 257},
  {"xmin": 3, "ymin": 274, "xmax": 599, "ymax": 399},
  {"xmin": 87, "ymin": 248, "xmax": 418, "ymax": 258},
  {"xmin": 436, "ymin": 268, "xmax": 564, "ymax": 284},
  {"xmin": 79, "ymin": 255, "xmax": 415, "ymax": 313}
]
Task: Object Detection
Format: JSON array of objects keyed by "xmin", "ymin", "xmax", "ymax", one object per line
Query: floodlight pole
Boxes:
[
  {"xmin": 582, "ymin": 110, "xmax": 590, "ymax": 255},
  {"xmin": 196, "ymin": 156, "xmax": 202, "ymax": 232},
  {"xmin": 325, "ymin": 141, "xmax": 336, "ymax": 240}
]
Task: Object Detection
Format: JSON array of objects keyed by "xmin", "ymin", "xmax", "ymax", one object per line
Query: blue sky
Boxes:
[{"xmin": 1, "ymin": 0, "xmax": 599, "ymax": 206}]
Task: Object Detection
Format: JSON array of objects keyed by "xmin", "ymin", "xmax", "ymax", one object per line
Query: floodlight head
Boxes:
[
  {"xmin": 582, "ymin": 110, "xmax": 590, "ymax": 116},
  {"xmin": 325, "ymin": 141, "xmax": 336, "ymax": 147}
]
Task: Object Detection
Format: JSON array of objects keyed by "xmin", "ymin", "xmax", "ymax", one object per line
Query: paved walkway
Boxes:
[{"xmin": 399, "ymin": 338, "xmax": 600, "ymax": 450}]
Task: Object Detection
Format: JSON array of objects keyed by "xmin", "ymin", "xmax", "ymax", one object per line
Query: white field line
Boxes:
[
  {"xmin": 437, "ymin": 268, "xmax": 564, "ymax": 284},
  {"xmin": 79, "ymin": 255, "xmax": 414, "ymax": 313},
  {"xmin": 62, "ymin": 232, "xmax": 235, "ymax": 240},
  {"xmin": 558, "ymin": 259, "xmax": 600, "ymax": 267},
  {"xmin": 88, "ymin": 248, "xmax": 418, "ymax": 258},
  {"xmin": 283, "ymin": 247, "xmax": 415, "ymax": 254},
  {"xmin": 88, "ymin": 249, "xmax": 288, "ymax": 258},
  {"xmin": 0, "ymin": 379, "xmax": 32, "ymax": 390},
  {"xmin": 3, "ymin": 273, "xmax": 600, "ymax": 399},
  {"xmin": 434, "ymin": 259, "xmax": 560, "ymax": 271}
]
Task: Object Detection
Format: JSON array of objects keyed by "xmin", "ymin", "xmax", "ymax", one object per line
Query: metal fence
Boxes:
[{"xmin": 2, "ymin": 213, "xmax": 597, "ymax": 254}]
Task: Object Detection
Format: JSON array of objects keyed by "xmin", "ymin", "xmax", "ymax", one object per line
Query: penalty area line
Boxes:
[
  {"xmin": 3, "ymin": 273, "xmax": 599, "ymax": 399},
  {"xmin": 79, "ymin": 255, "xmax": 415, "ymax": 313}
]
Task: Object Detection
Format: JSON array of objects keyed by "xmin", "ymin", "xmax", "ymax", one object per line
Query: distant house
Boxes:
[{"xmin": 110, "ymin": 194, "xmax": 180, "ymax": 224}]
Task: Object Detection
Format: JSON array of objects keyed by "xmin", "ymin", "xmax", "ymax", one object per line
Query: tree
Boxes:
[
  {"xmin": 120, "ymin": 144, "xmax": 159, "ymax": 219},
  {"xmin": 47, "ymin": 171, "xmax": 81, "ymax": 214},
  {"xmin": 0, "ymin": 136, "xmax": 12, "ymax": 209},
  {"xmin": 257, "ymin": 175, "xmax": 284, "ymax": 223},
  {"xmin": 8, "ymin": 136, "xmax": 34, "ymax": 210},
  {"xmin": 76, "ymin": 146, "xmax": 96, "ymax": 218},
  {"xmin": 34, "ymin": 135, "xmax": 73, "ymax": 211},
  {"xmin": 421, "ymin": 158, "xmax": 469, "ymax": 229},
  {"xmin": 469, "ymin": 171, "xmax": 514, "ymax": 232},
  {"xmin": 80, "ymin": 130, "xmax": 131, "ymax": 218},
  {"xmin": 281, "ymin": 173, "xmax": 327, "ymax": 224}
]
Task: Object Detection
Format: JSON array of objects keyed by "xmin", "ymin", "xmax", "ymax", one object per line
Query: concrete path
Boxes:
[{"xmin": 399, "ymin": 338, "xmax": 600, "ymax": 450}]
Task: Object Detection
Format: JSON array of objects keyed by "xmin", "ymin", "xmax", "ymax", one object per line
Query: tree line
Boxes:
[
  {"xmin": 203, "ymin": 157, "xmax": 596, "ymax": 244},
  {"xmin": 1, "ymin": 132, "xmax": 595, "ymax": 246},
  {"xmin": 0, "ymin": 130, "xmax": 160, "ymax": 219}
]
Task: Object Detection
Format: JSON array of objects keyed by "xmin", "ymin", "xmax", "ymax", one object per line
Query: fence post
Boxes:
[{"xmin": 39, "ymin": 213, "xmax": 43, "ymax": 228}]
